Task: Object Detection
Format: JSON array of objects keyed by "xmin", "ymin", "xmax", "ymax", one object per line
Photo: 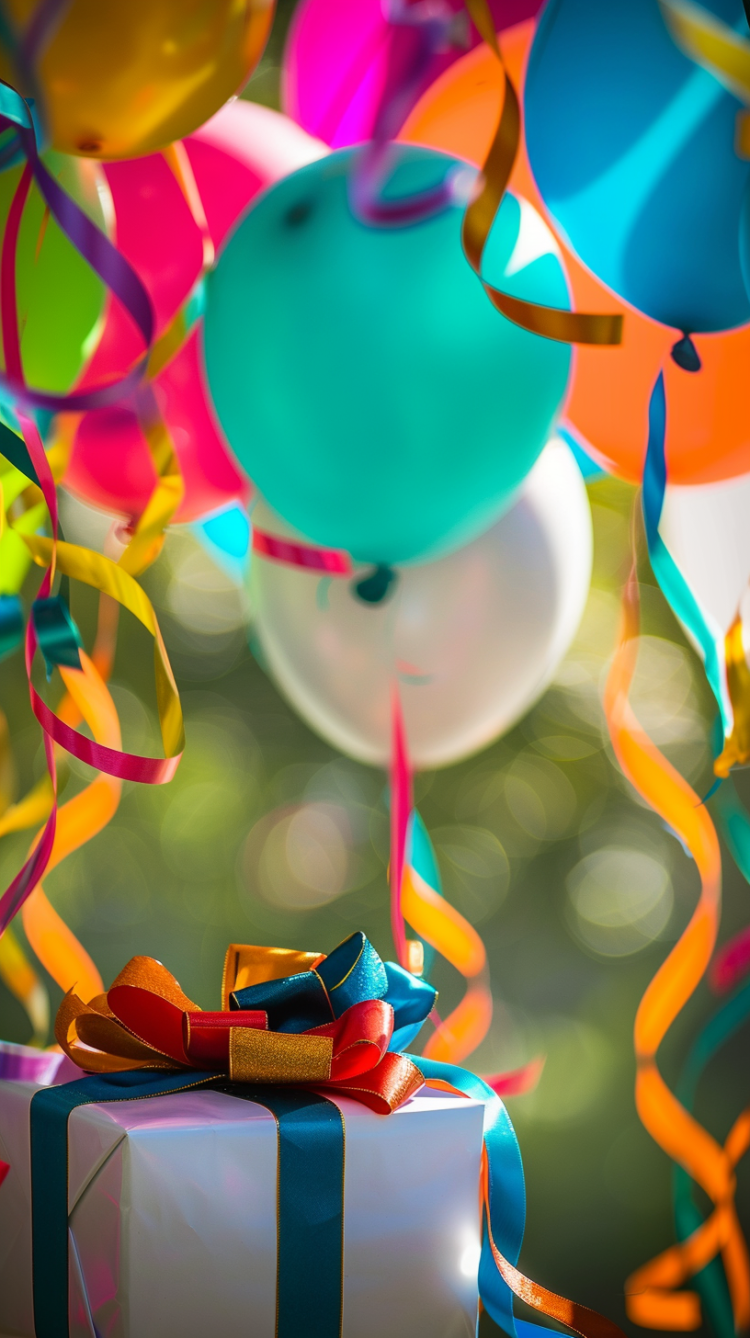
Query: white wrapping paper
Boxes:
[{"xmin": 0, "ymin": 1049, "xmax": 483, "ymax": 1338}]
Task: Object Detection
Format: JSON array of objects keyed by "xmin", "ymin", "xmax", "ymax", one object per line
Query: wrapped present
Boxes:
[{"xmin": 0, "ymin": 932, "xmax": 623, "ymax": 1338}]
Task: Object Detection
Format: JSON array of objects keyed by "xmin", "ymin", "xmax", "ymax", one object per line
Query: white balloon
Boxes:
[
  {"xmin": 250, "ymin": 439, "xmax": 593, "ymax": 769},
  {"xmin": 660, "ymin": 472, "xmax": 750, "ymax": 638}
]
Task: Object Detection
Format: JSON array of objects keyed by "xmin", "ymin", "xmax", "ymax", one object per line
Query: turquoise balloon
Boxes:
[
  {"xmin": 203, "ymin": 146, "xmax": 571, "ymax": 566},
  {"xmin": 525, "ymin": 0, "xmax": 750, "ymax": 334}
]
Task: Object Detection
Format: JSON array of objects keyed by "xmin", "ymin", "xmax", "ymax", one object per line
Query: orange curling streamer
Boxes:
[
  {"xmin": 604, "ymin": 553, "xmax": 749, "ymax": 1330},
  {"xmin": 401, "ymin": 862, "xmax": 493, "ymax": 1064},
  {"xmin": 21, "ymin": 650, "xmax": 122, "ymax": 1002}
]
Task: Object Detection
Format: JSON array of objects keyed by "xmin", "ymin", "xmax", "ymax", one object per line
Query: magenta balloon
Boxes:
[
  {"xmin": 282, "ymin": 0, "xmax": 542, "ymax": 149},
  {"xmin": 67, "ymin": 102, "xmax": 326, "ymax": 523}
]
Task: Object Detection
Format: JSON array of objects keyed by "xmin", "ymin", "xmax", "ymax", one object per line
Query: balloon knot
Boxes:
[
  {"xmin": 670, "ymin": 333, "xmax": 701, "ymax": 372},
  {"xmin": 353, "ymin": 565, "xmax": 397, "ymax": 604}
]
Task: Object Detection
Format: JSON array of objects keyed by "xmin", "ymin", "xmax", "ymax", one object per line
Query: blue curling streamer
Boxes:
[{"xmin": 642, "ymin": 373, "xmax": 731, "ymax": 734}]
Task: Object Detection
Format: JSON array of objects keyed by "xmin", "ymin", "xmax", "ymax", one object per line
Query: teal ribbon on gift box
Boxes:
[{"xmin": 30, "ymin": 1069, "xmax": 346, "ymax": 1338}]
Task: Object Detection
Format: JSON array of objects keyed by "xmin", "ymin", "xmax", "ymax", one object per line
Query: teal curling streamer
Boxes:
[
  {"xmin": 643, "ymin": 373, "xmax": 731, "ymax": 735},
  {"xmin": 713, "ymin": 778, "xmax": 750, "ymax": 883},
  {"xmin": 672, "ymin": 980, "xmax": 750, "ymax": 1338},
  {"xmin": 413, "ymin": 1057, "xmax": 527, "ymax": 1337}
]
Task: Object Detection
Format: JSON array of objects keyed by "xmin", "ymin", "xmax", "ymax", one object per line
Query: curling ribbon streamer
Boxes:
[
  {"xmin": 0, "ymin": 404, "xmax": 183, "ymax": 938},
  {"xmin": 659, "ymin": 0, "xmax": 750, "ymax": 106},
  {"xmin": 604, "ymin": 549, "xmax": 750, "ymax": 1331},
  {"xmin": 404, "ymin": 812, "xmax": 541, "ymax": 1090},
  {"xmin": 673, "ymin": 979, "xmax": 750, "ymax": 1338},
  {"xmin": 402, "ymin": 826, "xmax": 493, "ymax": 1065},
  {"xmin": 389, "ymin": 692, "xmax": 492, "ymax": 1063},
  {"xmin": 414, "ymin": 1058, "xmax": 626, "ymax": 1338},
  {"xmin": 350, "ymin": 0, "xmax": 623, "ymax": 346},
  {"xmin": 388, "ymin": 697, "xmax": 495, "ymax": 1068},
  {"xmin": 21, "ymin": 649, "xmax": 121, "ymax": 1003},
  {"xmin": 389, "ymin": 689, "xmax": 411, "ymax": 968},
  {"xmin": 0, "ymin": 81, "xmax": 155, "ymax": 411},
  {"xmin": 459, "ymin": 0, "xmax": 622, "ymax": 345}
]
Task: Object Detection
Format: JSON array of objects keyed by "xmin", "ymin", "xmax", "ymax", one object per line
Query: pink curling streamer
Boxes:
[{"xmin": 252, "ymin": 529, "xmax": 352, "ymax": 575}]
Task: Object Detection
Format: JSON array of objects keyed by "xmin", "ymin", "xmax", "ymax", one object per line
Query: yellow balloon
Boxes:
[{"xmin": 0, "ymin": 0, "xmax": 275, "ymax": 159}]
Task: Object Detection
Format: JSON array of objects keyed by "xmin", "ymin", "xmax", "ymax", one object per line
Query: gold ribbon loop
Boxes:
[{"xmin": 229, "ymin": 1028, "xmax": 333, "ymax": 1085}]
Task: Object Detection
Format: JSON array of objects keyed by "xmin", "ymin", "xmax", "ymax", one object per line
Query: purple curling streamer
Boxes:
[
  {"xmin": 349, "ymin": 0, "xmax": 473, "ymax": 226},
  {"xmin": 0, "ymin": 80, "xmax": 155, "ymax": 411}
]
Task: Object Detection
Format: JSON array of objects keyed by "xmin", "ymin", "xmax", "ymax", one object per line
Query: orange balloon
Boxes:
[{"xmin": 400, "ymin": 21, "xmax": 750, "ymax": 486}]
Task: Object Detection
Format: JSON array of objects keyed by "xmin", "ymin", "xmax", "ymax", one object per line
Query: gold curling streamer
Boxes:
[
  {"xmin": 401, "ymin": 862, "xmax": 493, "ymax": 1063},
  {"xmin": 604, "ymin": 552, "xmax": 750, "ymax": 1331},
  {"xmin": 461, "ymin": 0, "xmax": 623, "ymax": 346}
]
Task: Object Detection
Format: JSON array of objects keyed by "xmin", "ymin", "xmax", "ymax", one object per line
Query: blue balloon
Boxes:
[
  {"xmin": 203, "ymin": 146, "xmax": 571, "ymax": 566},
  {"xmin": 525, "ymin": 0, "xmax": 750, "ymax": 333}
]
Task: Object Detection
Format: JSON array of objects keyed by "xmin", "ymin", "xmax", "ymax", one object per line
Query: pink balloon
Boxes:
[
  {"xmin": 282, "ymin": 0, "xmax": 543, "ymax": 149},
  {"xmin": 66, "ymin": 101, "xmax": 326, "ymax": 524}
]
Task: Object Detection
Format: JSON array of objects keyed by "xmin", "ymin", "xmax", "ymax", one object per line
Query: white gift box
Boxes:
[{"xmin": 0, "ymin": 1045, "xmax": 483, "ymax": 1338}]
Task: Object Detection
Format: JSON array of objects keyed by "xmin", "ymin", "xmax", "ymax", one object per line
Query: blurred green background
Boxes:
[{"xmin": 1, "ymin": 6, "xmax": 749, "ymax": 1334}]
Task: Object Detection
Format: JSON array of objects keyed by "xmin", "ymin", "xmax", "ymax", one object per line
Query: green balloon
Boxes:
[
  {"xmin": 204, "ymin": 147, "xmax": 571, "ymax": 565},
  {"xmin": 0, "ymin": 153, "xmax": 109, "ymax": 393}
]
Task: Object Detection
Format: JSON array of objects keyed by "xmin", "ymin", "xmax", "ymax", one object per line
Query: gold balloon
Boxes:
[{"xmin": 0, "ymin": 0, "xmax": 275, "ymax": 159}]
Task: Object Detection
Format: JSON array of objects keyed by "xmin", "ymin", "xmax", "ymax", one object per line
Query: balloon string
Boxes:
[{"xmin": 604, "ymin": 538, "xmax": 750, "ymax": 1331}]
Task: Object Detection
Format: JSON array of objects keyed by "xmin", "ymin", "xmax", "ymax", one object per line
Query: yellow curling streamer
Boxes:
[
  {"xmin": 401, "ymin": 863, "xmax": 493, "ymax": 1064},
  {"xmin": 604, "ymin": 552, "xmax": 750, "ymax": 1331}
]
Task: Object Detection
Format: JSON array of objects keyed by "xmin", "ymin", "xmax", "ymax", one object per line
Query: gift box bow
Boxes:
[{"xmin": 55, "ymin": 931, "xmax": 438, "ymax": 1114}]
